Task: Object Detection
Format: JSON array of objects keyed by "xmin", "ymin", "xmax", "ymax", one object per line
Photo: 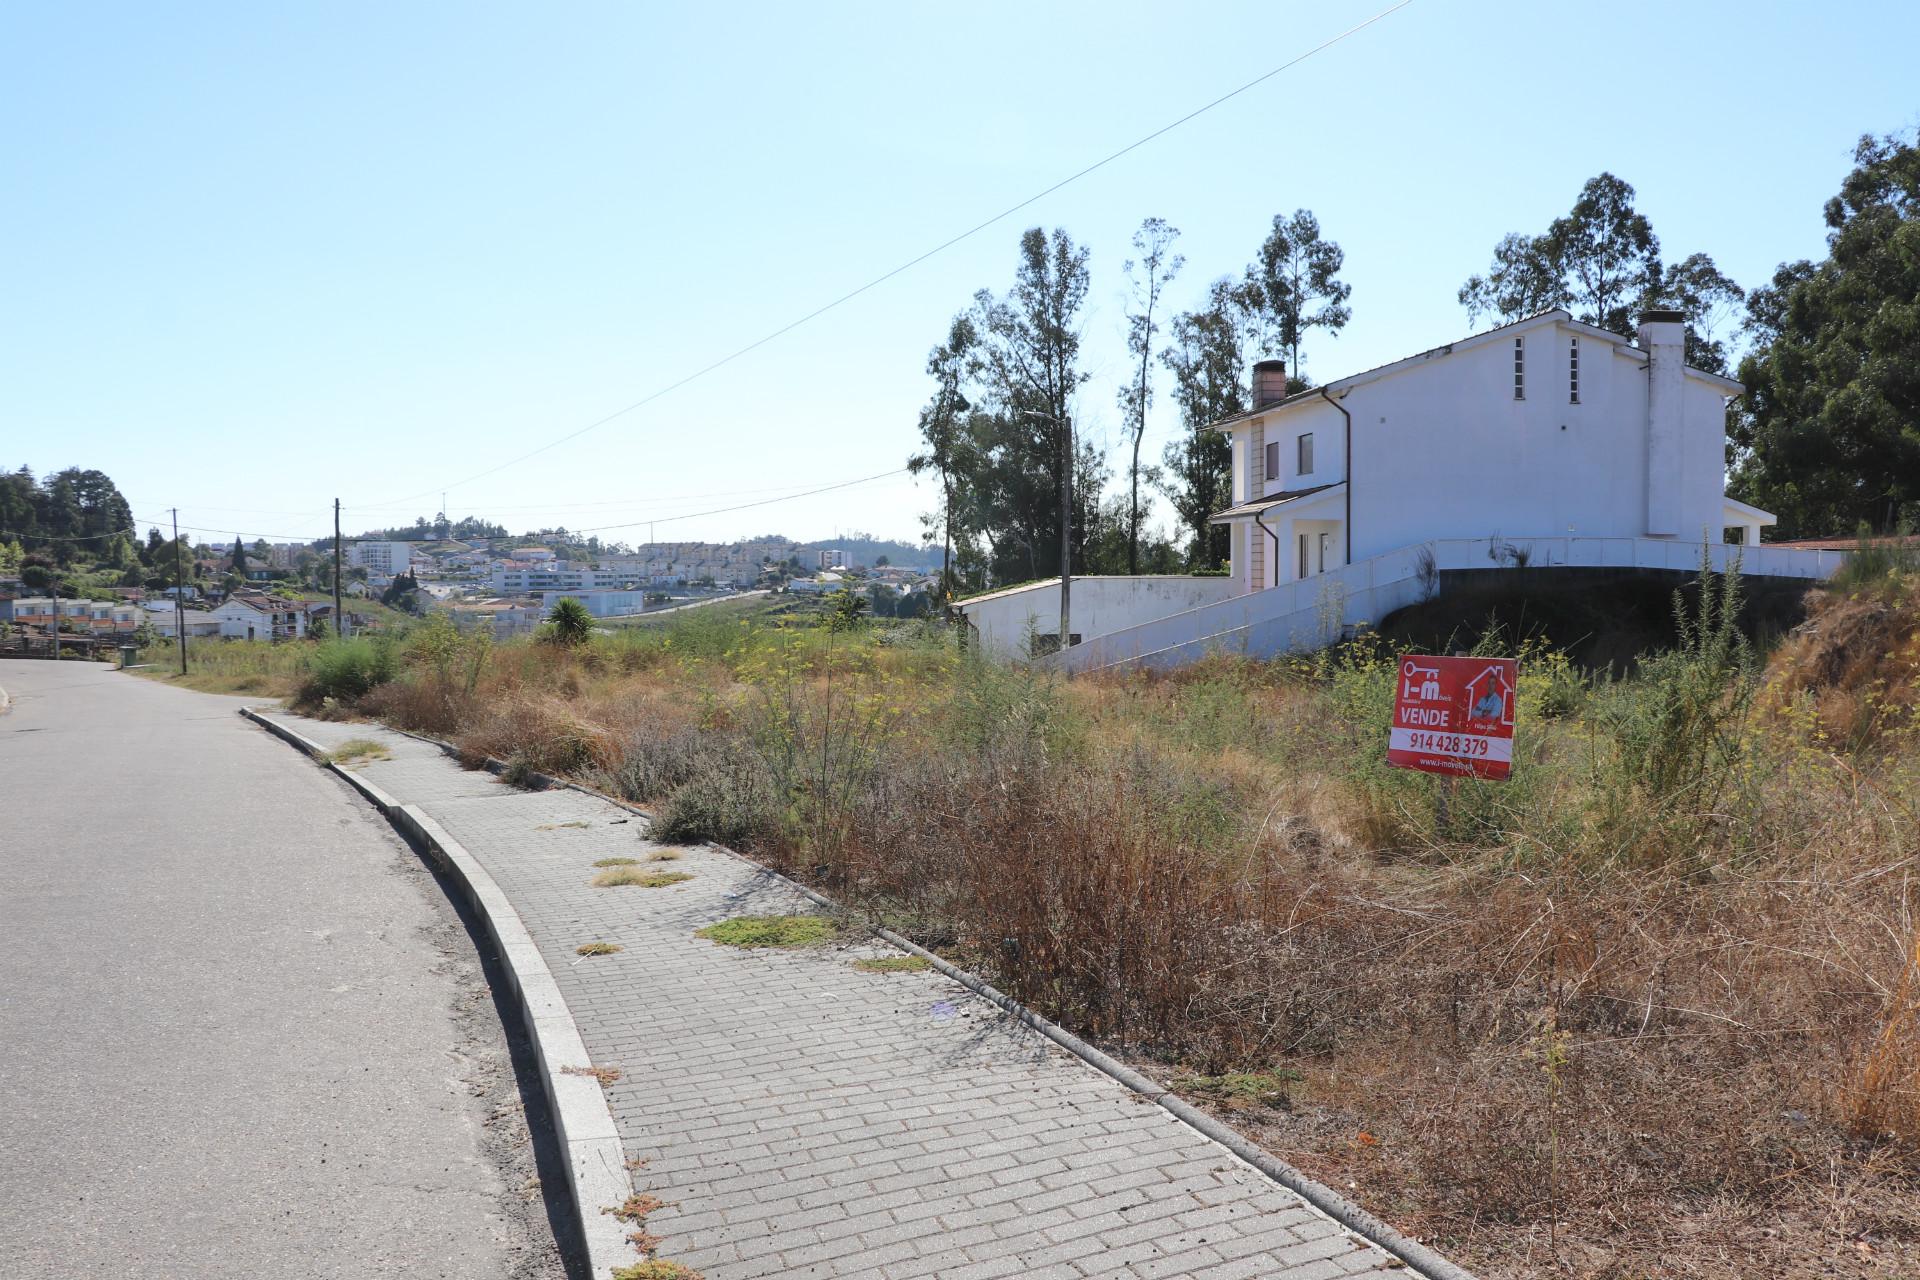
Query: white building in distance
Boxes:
[{"xmin": 347, "ymin": 541, "xmax": 418, "ymax": 576}]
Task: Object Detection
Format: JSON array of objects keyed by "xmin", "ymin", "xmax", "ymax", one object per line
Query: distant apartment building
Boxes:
[
  {"xmin": 5, "ymin": 598, "xmax": 142, "ymax": 635},
  {"xmin": 537, "ymin": 589, "xmax": 654, "ymax": 618},
  {"xmin": 489, "ymin": 565, "xmax": 645, "ymax": 594},
  {"xmin": 347, "ymin": 541, "xmax": 418, "ymax": 576}
]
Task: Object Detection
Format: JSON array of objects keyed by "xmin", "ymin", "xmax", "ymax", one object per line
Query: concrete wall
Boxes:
[
  {"xmin": 1040, "ymin": 537, "xmax": 1847, "ymax": 676},
  {"xmin": 955, "ymin": 576, "xmax": 1236, "ymax": 659}
]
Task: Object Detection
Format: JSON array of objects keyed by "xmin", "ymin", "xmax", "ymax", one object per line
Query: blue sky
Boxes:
[{"xmin": 4, "ymin": 1, "xmax": 1914, "ymax": 550}]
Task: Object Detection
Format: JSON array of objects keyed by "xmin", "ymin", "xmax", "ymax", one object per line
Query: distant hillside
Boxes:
[{"xmin": 794, "ymin": 535, "xmax": 936, "ymax": 569}]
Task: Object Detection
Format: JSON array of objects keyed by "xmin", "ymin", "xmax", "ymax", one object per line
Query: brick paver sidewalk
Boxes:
[{"xmin": 267, "ymin": 712, "xmax": 1428, "ymax": 1280}]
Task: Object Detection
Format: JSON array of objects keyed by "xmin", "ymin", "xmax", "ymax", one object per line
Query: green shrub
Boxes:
[
  {"xmin": 652, "ymin": 765, "xmax": 774, "ymax": 848},
  {"xmin": 1830, "ymin": 523, "xmax": 1919, "ymax": 595},
  {"xmin": 302, "ymin": 636, "xmax": 397, "ymax": 703}
]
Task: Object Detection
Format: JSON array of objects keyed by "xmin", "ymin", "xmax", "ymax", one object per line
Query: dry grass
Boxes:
[
  {"xmin": 307, "ymin": 590, "xmax": 1920, "ymax": 1277},
  {"xmin": 591, "ymin": 867, "xmax": 693, "ymax": 889},
  {"xmin": 852, "ymin": 955, "xmax": 932, "ymax": 974},
  {"xmin": 562, "ymin": 1064, "xmax": 622, "ymax": 1086},
  {"xmin": 325, "ymin": 737, "xmax": 389, "ymax": 764},
  {"xmin": 129, "ymin": 639, "xmax": 308, "ymax": 697},
  {"xmin": 575, "ymin": 942, "xmax": 622, "ymax": 957}
]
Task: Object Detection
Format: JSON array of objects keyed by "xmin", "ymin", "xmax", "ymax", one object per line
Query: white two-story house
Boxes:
[
  {"xmin": 1210, "ymin": 308, "xmax": 1775, "ymax": 595},
  {"xmin": 957, "ymin": 309, "xmax": 1843, "ymax": 672}
]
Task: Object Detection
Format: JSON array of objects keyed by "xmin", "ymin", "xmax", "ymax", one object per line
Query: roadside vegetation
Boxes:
[{"xmin": 130, "ymin": 558, "xmax": 1920, "ymax": 1277}]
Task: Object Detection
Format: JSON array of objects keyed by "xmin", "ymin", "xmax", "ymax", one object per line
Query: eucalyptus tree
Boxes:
[
  {"xmin": 967, "ymin": 227, "xmax": 1094, "ymax": 585},
  {"xmin": 1244, "ymin": 209, "xmax": 1350, "ymax": 379},
  {"xmin": 1733, "ymin": 130, "xmax": 1920, "ymax": 536},
  {"xmin": 907, "ymin": 314, "xmax": 980, "ymax": 599},
  {"xmin": 1157, "ymin": 279, "xmax": 1257, "ymax": 568},
  {"xmin": 1117, "ymin": 217, "xmax": 1184, "ymax": 573}
]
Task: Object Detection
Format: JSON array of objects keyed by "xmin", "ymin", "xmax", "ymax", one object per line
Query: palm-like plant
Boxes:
[{"xmin": 545, "ymin": 596, "xmax": 593, "ymax": 646}]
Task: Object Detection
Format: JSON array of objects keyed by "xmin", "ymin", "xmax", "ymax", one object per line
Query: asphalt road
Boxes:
[{"xmin": 0, "ymin": 662, "xmax": 571, "ymax": 1279}]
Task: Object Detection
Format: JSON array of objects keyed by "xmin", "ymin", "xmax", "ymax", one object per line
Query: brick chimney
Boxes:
[
  {"xmin": 1638, "ymin": 309, "xmax": 1686, "ymax": 537},
  {"xmin": 1251, "ymin": 359, "xmax": 1288, "ymax": 410}
]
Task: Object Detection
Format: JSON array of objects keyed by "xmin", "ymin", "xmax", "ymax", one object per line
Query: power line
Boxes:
[
  {"xmin": 367, "ymin": 0, "xmax": 1415, "ymax": 508},
  {"xmin": 562, "ymin": 469, "xmax": 911, "ymax": 535},
  {"xmin": 341, "ymin": 476, "xmax": 894, "ymax": 515},
  {"xmin": 0, "ymin": 524, "xmax": 139, "ymax": 544}
]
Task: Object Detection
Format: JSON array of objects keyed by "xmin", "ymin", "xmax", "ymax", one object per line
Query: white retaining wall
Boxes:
[{"xmin": 1036, "ymin": 538, "xmax": 1847, "ymax": 676}]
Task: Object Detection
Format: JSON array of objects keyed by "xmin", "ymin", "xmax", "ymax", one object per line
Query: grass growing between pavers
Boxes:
[
  {"xmin": 538, "ymin": 820, "xmax": 593, "ymax": 830},
  {"xmin": 1177, "ymin": 1069, "xmax": 1303, "ymax": 1111},
  {"xmin": 851, "ymin": 955, "xmax": 932, "ymax": 974},
  {"xmin": 695, "ymin": 914, "xmax": 835, "ymax": 948},
  {"xmin": 592, "ymin": 867, "xmax": 694, "ymax": 889},
  {"xmin": 646, "ymin": 849, "xmax": 682, "ymax": 861},
  {"xmin": 593, "ymin": 856, "xmax": 641, "ymax": 867},
  {"xmin": 575, "ymin": 942, "xmax": 623, "ymax": 956},
  {"xmin": 610, "ymin": 1263, "xmax": 702, "ymax": 1280},
  {"xmin": 562, "ymin": 1064, "xmax": 622, "ymax": 1086},
  {"xmin": 605, "ymin": 1194, "xmax": 704, "ymax": 1280},
  {"xmin": 325, "ymin": 738, "xmax": 390, "ymax": 765}
]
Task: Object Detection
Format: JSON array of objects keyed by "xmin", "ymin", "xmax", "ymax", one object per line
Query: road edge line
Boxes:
[{"xmin": 239, "ymin": 707, "xmax": 635, "ymax": 1277}]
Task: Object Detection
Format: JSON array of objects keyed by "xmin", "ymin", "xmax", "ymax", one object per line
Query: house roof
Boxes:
[
  {"xmin": 224, "ymin": 593, "xmax": 297, "ymax": 614},
  {"xmin": 1721, "ymin": 496, "xmax": 1778, "ymax": 524},
  {"xmin": 1205, "ymin": 310, "xmax": 1743, "ymax": 434},
  {"xmin": 1208, "ymin": 483, "xmax": 1344, "ymax": 523}
]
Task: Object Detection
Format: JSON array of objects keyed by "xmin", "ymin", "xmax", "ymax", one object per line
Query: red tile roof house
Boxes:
[{"xmin": 956, "ymin": 309, "xmax": 1852, "ymax": 674}]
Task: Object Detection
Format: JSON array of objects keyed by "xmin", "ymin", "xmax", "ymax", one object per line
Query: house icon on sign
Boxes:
[{"xmin": 1464, "ymin": 665, "xmax": 1515, "ymax": 726}]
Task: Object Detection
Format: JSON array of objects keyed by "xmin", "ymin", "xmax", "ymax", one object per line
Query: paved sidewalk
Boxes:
[{"xmin": 260, "ymin": 710, "xmax": 1425, "ymax": 1280}]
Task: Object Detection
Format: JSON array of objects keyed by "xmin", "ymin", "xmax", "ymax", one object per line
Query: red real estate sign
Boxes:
[{"xmin": 1387, "ymin": 655, "xmax": 1518, "ymax": 781}]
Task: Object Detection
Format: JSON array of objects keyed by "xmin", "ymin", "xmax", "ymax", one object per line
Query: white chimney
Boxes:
[
  {"xmin": 1638, "ymin": 309, "xmax": 1686, "ymax": 537},
  {"xmin": 1251, "ymin": 359, "xmax": 1288, "ymax": 410}
]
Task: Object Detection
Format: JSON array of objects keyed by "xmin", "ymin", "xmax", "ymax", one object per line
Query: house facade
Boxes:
[
  {"xmin": 1211, "ymin": 309, "xmax": 1774, "ymax": 598},
  {"xmin": 214, "ymin": 593, "xmax": 308, "ymax": 641},
  {"xmin": 957, "ymin": 309, "xmax": 1844, "ymax": 671}
]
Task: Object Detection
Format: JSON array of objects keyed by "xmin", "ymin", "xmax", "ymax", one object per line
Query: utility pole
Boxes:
[
  {"xmin": 172, "ymin": 509, "xmax": 187, "ymax": 674},
  {"xmin": 333, "ymin": 498, "xmax": 345, "ymax": 640},
  {"xmin": 1059, "ymin": 411, "xmax": 1072, "ymax": 649},
  {"xmin": 49, "ymin": 576, "xmax": 59, "ymax": 662}
]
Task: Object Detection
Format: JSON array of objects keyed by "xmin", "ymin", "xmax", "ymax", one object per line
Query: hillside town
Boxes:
[{"xmin": 0, "ymin": 518, "xmax": 940, "ymax": 653}]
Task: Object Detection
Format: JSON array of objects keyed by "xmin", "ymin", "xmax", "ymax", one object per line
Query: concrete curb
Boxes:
[
  {"xmin": 299, "ymin": 719, "xmax": 1473, "ymax": 1279},
  {"xmin": 0, "ymin": 681, "xmax": 10, "ymax": 716},
  {"xmin": 239, "ymin": 708, "xmax": 635, "ymax": 1277}
]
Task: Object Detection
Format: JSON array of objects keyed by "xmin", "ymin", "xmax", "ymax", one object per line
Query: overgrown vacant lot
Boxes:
[{"xmin": 199, "ymin": 562, "xmax": 1920, "ymax": 1277}]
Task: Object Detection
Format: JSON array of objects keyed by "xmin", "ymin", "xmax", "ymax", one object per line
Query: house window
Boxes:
[
  {"xmin": 1264, "ymin": 441, "xmax": 1279, "ymax": 482},
  {"xmin": 1513, "ymin": 337, "xmax": 1525, "ymax": 400},
  {"xmin": 1297, "ymin": 433, "xmax": 1313, "ymax": 476},
  {"xmin": 1569, "ymin": 337, "xmax": 1580, "ymax": 403},
  {"xmin": 1298, "ymin": 534, "xmax": 1309, "ymax": 580}
]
